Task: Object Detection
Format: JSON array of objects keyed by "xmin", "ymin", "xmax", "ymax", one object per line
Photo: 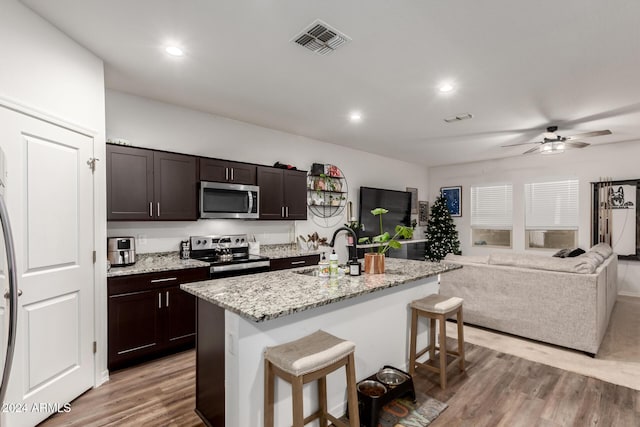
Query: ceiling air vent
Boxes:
[
  {"xmin": 444, "ymin": 113, "xmax": 474, "ymax": 123},
  {"xmin": 291, "ymin": 19, "xmax": 351, "ymax": 55}
]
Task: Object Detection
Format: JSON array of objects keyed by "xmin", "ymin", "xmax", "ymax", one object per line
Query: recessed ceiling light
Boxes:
[
  {"xmin": 438, "ymin": 82, "xmax": 454, "ymax": 93},
  {"xmin": 165, "ymin": 46, "xmax": 184, "ymax": 57},
  {"xmin": 349, "ymin": 112, "xmax": 362, "ymax": 122}
]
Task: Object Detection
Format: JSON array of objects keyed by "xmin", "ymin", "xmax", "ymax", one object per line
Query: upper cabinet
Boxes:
[
  {"xmin": 107, "ymin": 144, "xmax": 197, "ymax": 221},
  {"xmin": 199, "ymin": 158, "xmax": 256, "ymax": 185},
  {"xmin": 257, "ymin": 166, "xmax": 307, "ymax": 220}
]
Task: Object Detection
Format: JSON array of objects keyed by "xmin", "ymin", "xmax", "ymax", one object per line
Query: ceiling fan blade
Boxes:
[
  {"xmin": 564, "ymin": 141, "xmax": 590, "ymax": 149},
  {"xmin": 523, "ymin": 146, "xmax": 541, "ymax": 155},
  {"xmin": 501, "ymin": 141, "xmax": 542, "ymax": 147},
  {"xmin": 565, "ymin": 130, "xmax": 611, "ymax": 140}
]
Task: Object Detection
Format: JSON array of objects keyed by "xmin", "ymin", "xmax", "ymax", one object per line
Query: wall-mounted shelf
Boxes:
[{"xmin": 307, "ymin": 164, "xmax": 348, "ymax": 218}]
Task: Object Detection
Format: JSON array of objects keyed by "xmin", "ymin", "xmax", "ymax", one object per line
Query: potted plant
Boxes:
[{"xmin": 358, "ymin": 208, "xmax": 414, "ymax": 274}]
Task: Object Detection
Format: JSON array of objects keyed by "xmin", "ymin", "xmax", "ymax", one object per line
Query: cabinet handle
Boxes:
[
  {"xmin": 149, "ymin": 202, "xmax": 153, "ymax": 217},
  {"xmin": 225, "ymin": 167, "xmax": 229, "ymax": 181},
  {"xmin": 290, "ymin": 260, "xmax": 306, "ymax": 265},
  {"xmin": 157, "ymin": 202, "xmax": 160, "ymax": 217},
  {"xmin": 286, "ymin": 206, "xmax": 289, "ymax": 218},
  {"xmin": 166, "ymin": 291, "xmax": 169, "ymax": 307},
  {"xmin": 281, "ymin": 206, "xmax": 285, "ymax": 218},
  {"xmin": 230, "ymin": 168, "xmax": 234, "ymax": 181},
  {"xmin": 150, "ymin": 277, "xmax": 177, "ymax": 283},
  {"xmin": 158, "ymin": 293, "xmax": 162, "ymax": 309}
]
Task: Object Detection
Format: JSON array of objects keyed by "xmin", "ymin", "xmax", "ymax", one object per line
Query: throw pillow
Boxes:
[
  {"xmin": 566, "ymin": 248, "xmax": 586, "ymax": 257},
  {"xmin": 553, "ymin": 248, "xmax": 571, "ymax": 258}
]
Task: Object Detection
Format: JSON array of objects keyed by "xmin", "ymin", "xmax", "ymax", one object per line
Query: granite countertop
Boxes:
[
  {"xmin": 181, "ymin": 258, "xmax": 461, "ymax": 322},
  {"xmin": 259, "ymin": 243, "xmax": 325, "ymax": 259},
  {"xmin": 107, "ymin": 252, "xmax": 209, "ymax": 278}
]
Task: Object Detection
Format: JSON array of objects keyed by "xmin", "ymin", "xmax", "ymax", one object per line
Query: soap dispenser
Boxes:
[{"xmin": 318, "ymin": 253, "xmax": 330, "ymax": 277}]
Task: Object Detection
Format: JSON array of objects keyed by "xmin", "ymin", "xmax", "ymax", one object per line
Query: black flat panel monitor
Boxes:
[{"xmin": 358, "ymin": 187, "xmax": 412, "ymax": 239}]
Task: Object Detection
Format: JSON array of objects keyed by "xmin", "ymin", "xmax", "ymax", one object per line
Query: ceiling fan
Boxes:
[{"xmin": 502, "ymin": 126, "xmax": 612, "ymax": 155}]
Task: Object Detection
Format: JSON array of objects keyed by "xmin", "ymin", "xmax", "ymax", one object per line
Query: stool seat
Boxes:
[
  {"xmin": 410, "ymin": 294, "xmax": 463, "ymax": 314},
  {"xmin": 265, "ymin": 330, "xmax": 355, "ymax": 376}
]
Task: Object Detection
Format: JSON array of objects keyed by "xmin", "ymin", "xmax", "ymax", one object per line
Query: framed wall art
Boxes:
[
  {"xmin": 418, "ymin": 201, "xmax": 429, "ymax": 225},
  {"xmin": 440, "ymin": 186, "xmax": 462, "ymax": 217}
]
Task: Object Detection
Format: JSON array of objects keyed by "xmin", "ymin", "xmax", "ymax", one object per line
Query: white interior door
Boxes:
[{"xmin": 0, "ymin": 106, "xmax": 94, "ymax": 427}]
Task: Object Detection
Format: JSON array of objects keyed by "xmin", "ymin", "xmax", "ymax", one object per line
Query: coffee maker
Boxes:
[{"xmin": 107, "ymin": 237, "xmax": 136, "ymax": 266}]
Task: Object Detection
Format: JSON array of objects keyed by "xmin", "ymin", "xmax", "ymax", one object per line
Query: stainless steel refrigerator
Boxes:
[{"xmin": 0, "ymin": 157, "xmax": 18, "ymax": 407}]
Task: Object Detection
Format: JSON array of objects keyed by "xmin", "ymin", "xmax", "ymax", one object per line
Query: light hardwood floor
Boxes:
[{"xmin": 39, "ymin": 341, "xmax": 640, "ymax": 427}]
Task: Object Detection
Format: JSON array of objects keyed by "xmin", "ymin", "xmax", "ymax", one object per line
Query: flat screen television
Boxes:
[{"xmin": 358, "ymin": 187, "xmax": 412, "ymax": 239}]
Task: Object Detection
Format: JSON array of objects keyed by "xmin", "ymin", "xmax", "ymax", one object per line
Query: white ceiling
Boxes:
[{"xmin": 21, "ymin": 0, "xmax": 640, "ymax": 166}]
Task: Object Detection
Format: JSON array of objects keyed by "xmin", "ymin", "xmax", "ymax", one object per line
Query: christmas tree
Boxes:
[{"xmin": 425, "ymin": 195, "xmax": 461, "ymax": 261}]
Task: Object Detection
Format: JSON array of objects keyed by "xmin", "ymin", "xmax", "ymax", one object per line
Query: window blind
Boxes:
[
  {"xmin": 525, "ymin": 179, "xmax": 579, "ymax": 230},
  {"xmin": 470, "ymin": 184, "xmax": 513, "ymax": 228}
]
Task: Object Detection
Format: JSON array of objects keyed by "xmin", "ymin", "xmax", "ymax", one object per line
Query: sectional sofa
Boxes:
[{"xmin": 440, "ymin": 243, "xmax": 618, "ymax": 355}]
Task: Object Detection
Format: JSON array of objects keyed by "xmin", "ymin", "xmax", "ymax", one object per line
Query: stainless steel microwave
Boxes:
[{"xmin": 199, "ymin": 181, "xmax": 259, "ymax": 219}]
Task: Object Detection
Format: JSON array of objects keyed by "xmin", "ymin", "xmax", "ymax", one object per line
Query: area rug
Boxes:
[{"xmin": 340, "ymin": 392, "xmax": 447, "ymax": 427}]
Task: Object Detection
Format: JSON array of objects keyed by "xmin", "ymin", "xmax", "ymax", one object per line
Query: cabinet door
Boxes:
[
  {"xmin": 199, "ymin": 158, "xmax": 228, "ymax": 182},
  {"xmin": 283, "ymin": 169, "xmax": 308, "ymax": 220},
  {"xmin": 154, "ymin": 151, "xmax": 198, "ymax": 220},
  {"xmin": 200, "ymin": 158, "xmax": 256, "ymax": 185},
  {"xmin": 108, "ymin": 289, "xmax": 163, "ymax": 369},
  {"xmin": 106, "ymin": 144, "xmax": 154, "ymax": 220},
  {"xmin": 257, "ymin": 166, "xmax": 284, "ymax": 219},
  {"xmin": 164, "ymin": 286, "xmax": 197, "ymax": 348}
]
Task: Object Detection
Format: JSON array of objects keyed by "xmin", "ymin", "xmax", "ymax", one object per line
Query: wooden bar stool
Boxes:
[
  {"xmin": 264, "ymin": 330, "xmax": 360, "ymax": 427},
  {"xmin": 408, "ymin": 294, "xmax": 465, "ymax": 389}
]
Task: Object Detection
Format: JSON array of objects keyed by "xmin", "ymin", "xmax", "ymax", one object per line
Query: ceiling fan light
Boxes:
[{"xmin": 540, "ymin": 142, "xmax": 564, "ymax": 154}]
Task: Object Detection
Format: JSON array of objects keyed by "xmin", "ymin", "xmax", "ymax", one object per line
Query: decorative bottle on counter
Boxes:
[
  {"xmin": 329, "ymin": 250, "xmax": 339, "ymax": 277},
  {"xmin": 318, "ymin": 253, "xmax": 330, "ymax": 277}
]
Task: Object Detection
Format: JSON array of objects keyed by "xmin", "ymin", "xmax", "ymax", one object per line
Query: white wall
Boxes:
[
  {"xmin": 0, "ymin": 0, "xmax": 107, "ymax": 385},
  {"xmin": 429, "ymin": 141, "xmax": 640, "ymax": 296},
  {"xmin": 106, "ymin": 90, "xmax": 429, "ymax": 262}
]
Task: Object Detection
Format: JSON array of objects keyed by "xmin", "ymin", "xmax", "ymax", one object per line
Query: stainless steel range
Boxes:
[{"xmin": 189, "ymin": 234, "xmax": 270, "ymax": 278}]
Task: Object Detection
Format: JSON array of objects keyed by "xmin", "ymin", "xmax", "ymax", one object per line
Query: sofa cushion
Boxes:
[
  {"xmin": 590, "ymin": 243, "xmax": 613, "ymax": 259},
  {"xmin": 488, "ymin": 252, "xmax": 597, "ymax": 274}
]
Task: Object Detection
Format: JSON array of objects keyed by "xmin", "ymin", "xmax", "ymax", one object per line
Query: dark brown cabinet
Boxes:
[
  {"xmin": 199, "ymin": 158, "xmax": 256, "ymax": 185},
  {"xmin": 107, "ymin": 144, "xmax": 198, "ymax": 221},
  {"xmin": 257, "ymin": 166, "xmax": 307, "ymax": 220},
  {"xmin": 107, "ymin": 267, "xmax": 208, "ymax": 370},
  {"xmin": 269, "ymin": 254, "xmax": 320, "ymax": 271}
]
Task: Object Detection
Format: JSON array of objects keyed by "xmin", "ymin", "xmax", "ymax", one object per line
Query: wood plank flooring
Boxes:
[{"xmin": 39, "ymin": 342, "xmax": 640, "ymax": 427}]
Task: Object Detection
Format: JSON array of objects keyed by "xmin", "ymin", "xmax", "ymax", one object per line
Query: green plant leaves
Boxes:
[{"xmin": 371, "ymin": 207, "xmax": 389, "ymax": 216}]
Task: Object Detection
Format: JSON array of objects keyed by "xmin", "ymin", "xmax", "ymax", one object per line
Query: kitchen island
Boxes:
[{"xmin": 181, "ymin": 258, "xmax": 460, "ymax": 427}]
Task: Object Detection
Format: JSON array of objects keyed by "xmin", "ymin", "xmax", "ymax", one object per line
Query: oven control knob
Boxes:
[
  {"xmin": 235, "ymin": 238, "xmax": 240, "ymax": 244},
  {"xmin": 196, "ymin": 240, "xmax": 202, "ymax": 245}
]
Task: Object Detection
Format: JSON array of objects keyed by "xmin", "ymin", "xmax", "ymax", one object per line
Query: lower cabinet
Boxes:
[
  {"xmin": 269, "ymin": 254, "xmax": 320, "ymax": 271},
  {"xmin": 108, "ymin": 267, "xmax": 209, "ymax": 370}
]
